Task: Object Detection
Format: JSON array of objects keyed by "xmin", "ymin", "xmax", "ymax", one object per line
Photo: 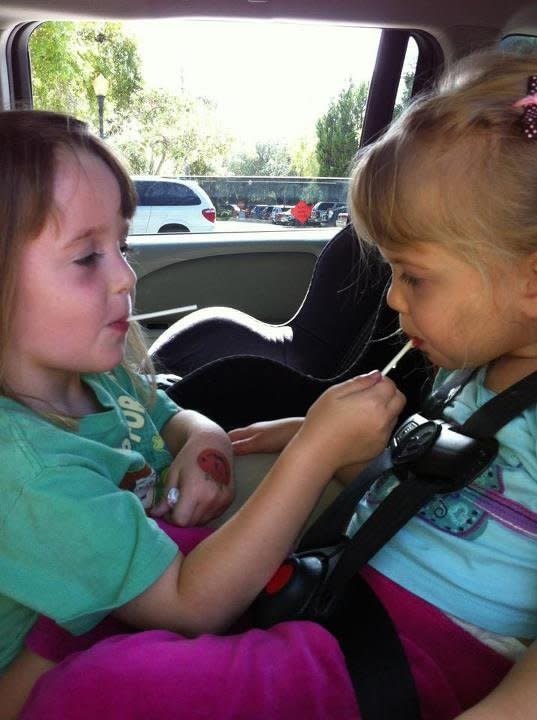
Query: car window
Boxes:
[
  {"xmin": 501, "ymin": 33, "xmax": 537, "ymax": 54},
  {"xmin": 135, "ymin": 180, "xmax": 201, "ymax": 206},
  {"xmin": 28, "ymin": 19, "xmax": 420, "ymax": 236}
]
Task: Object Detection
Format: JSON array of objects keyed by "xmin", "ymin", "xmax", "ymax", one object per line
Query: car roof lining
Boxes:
[{"xmin": 1, "ymin": 0, "xmax": 536, "ymax": 34}]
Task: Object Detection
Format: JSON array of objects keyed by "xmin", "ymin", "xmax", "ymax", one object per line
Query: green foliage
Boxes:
[
  {"xmin": 393, "ymin": 70, "xmax": 415, "ymax": 119},
  {"xmin": 30, "ymin": 22, "xmax": 231, "ymax": 176},
  {"xmin": 315, "ymin": 81, "xmax": 369, "ymax": 176},
  {"xmin": 30, "ymin": 21, "xmax": 142, "ymax": 135},
  {"xmin": 113, "ymin": 88, "xmax": 231, "ymax": 176},
  {"xmin": 227, "ymin": 142, "xmax": 292, "ymax": 176},
  {"xmin": 289, "ymin": 137, "xmax": 320, "ymax": 177}
]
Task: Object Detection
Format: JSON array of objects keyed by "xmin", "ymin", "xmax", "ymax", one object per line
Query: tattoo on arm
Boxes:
[{"xmin": 197, "ymin": 449, "xmax": 231, "ymax": 487}]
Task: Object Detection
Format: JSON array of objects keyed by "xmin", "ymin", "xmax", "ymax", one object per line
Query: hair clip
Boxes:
[{"xmin": 513, "ymin": 75, "xmax": 537, "ymax": 140}]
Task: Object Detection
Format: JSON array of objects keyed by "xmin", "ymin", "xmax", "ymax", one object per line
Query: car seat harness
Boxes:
[{"xmin": 252, "ymin": 368, "xmax": 537, "ymax": 720}]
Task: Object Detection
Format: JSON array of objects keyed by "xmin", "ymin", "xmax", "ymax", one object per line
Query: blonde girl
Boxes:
[{"xmin": 231, "ymin": 50, "xmax": 537, "ymax": 719}]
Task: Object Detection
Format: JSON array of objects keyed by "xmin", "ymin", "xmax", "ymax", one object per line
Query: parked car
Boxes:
[
  {"xmin": 278, "ymin": 209, "xmax": 298, "ymax": 226},
  {"xmin": 260, "ymin": 205, "xmax": 276, "ymax": 220},
  {"xmin": 335, "ymin": 211, "xmax": 349, "ymax": 228},
  {"xmin": 326, "ymin": 204, "xmax": 347, "ymax": 225},
  {"xmin": 272, "ymin": 205, "xmax": 293, "ymax": 223},
  {"xmin": 249, "ymin": 204, "xmax": 269, "ymax": 219},
  {"xmin": 130, "ymin": 176, "xmax": 216, "ymax": 234},
  {"xmin": 308, "ymin": 201, "xmax": 342, "ymax": 226}
]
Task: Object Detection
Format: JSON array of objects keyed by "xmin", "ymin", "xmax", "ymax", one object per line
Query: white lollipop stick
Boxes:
[
  {"xmin": 129, "ymin": 305, "xmax": 198, "ymax": 321},
  {"xmin": 381, "ymin": 339, "xmax": 415, "ymax": 376}
]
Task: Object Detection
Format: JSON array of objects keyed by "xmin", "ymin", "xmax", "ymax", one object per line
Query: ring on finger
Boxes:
[{"xmin": 167, "ymin": 488, "xmax": 180, "ymax": 507}]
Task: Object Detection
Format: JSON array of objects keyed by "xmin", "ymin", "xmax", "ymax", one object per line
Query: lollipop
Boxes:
[{"xmin": 381, "ymin": 338, "xmax": 423, "ymax": 376}]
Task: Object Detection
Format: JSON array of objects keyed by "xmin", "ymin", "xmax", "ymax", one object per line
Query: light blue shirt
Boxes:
[{"xmin": 350, "ymin": 367, "xmax": 537, "ymax": 638}]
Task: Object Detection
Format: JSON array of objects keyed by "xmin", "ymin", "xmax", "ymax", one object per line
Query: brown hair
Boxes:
[
  {"xmin": 349, "ymin": 50, "xmax": 537, "ymax": 269},
  {"xmin": 0, "ymin": 110, "xmax": 152, "ymax": 408}
]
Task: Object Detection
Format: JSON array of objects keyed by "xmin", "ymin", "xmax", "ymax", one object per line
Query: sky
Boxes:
[{"xmin": 123, "ymin": 19, "xmax": 382, "ymax": 147}]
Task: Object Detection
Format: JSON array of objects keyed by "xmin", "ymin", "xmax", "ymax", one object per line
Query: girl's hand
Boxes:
[
  {"xmin": 229, "ymin": 418, "xmax": 304, "ymax": 455},
  {"xmin": 297, "ymin": 371, "xmax": 405, "ymax": 472},
  {"xmin": 150, "ymin": 435, "xmax": 235, "ymax": 527}
]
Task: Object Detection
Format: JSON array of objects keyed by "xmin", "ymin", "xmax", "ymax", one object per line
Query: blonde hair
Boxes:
[
  {"xmin": 0, "ymin": 110, "xmax": 155, "ymax": 418},
  {"xmin": 349, "ymin": 50, "xmax": 537, "ymax": 269}
]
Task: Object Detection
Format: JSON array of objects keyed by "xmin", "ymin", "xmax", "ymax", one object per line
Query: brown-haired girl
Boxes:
[{"xmin": 0, "ymin": 110, "xmax": 403, "ymax": 718}]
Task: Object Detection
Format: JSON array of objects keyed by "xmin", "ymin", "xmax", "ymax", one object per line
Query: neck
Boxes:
[
  {"xmin": 4, "ymin": 364, "xmax": 100, "ymax": 417},
  {"xmin": 485, "ymin": 350, "xmax": 537, "ymax": 393}
]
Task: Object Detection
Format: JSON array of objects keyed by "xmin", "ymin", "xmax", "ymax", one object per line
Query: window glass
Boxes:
[
  {"xmin": 501, "ymin": 34, "xmax": 537, "ymax": 55},
  {"xmin": 28, "ymin": 20, "xmax": 412, "ymax": 235},
  {"xmin": 135, "ymin": 180, "xmax": 201, "ymax": 206},
  {"xmin": 393, "ymin": 36, "xmax": 418, "ymax": 119}
]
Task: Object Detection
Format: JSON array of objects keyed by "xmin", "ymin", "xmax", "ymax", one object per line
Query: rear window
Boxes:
[
  {"xmin": 135, "ymin": 180, "xmax": 201, "ymax": 206},
  {"xmin": 501, "ymin": 34, "xmax": 537, "ymax": 54}
]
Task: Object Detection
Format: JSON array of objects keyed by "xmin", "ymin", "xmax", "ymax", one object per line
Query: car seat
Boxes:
[{"xmin": 150, "ymin": 224, "xmax": 431, "ymax": 429}]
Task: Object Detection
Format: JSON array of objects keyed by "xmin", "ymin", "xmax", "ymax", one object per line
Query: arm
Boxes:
[
  {"xmin": 229, "ymin": 417, "xmax": 304, "ymax": 455},
  {"xmin": 151, "ymin": 409, "xmax": 235, "ymax": 527},
  {"xmin": 455, "ymin": 640, "xmax": 537, "ymax": 720},
  {"xmin": 115, "ymin": 372, "xmax": 406, "ymax": 636},
  {"xmin": 229, "ymin": 417, "xmax": 367, "ymax": 487}
]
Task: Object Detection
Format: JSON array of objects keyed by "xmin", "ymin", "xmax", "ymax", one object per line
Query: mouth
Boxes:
[{"xmin": 108, "ymin": 317, "xmax": 130, "ymax": 334}]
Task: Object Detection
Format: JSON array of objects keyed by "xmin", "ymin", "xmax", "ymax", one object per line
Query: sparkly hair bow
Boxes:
[{"xmin": 513, "ymin": 75, "xmax": 537, "ymax": 140}]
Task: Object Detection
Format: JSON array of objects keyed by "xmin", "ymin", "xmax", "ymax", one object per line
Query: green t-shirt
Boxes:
[{"xmin": 0, "ymin": 367, "xmax": 181, "ymax": 672}]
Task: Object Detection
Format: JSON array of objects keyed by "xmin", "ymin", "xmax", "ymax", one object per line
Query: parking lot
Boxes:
[{"xmin": 214, "ymin": 219, "xmax": 332, "ymax": 233}]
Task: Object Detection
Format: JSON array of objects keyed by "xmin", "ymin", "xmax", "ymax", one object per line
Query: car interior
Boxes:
[
  {"xmin": 1, "ymin": 1, "xmax": 536, "ymax": 717},
  {"xmin": 1, "ymin": 0, "xmax": 535, "ymax": 421},
  {"xmin": 0, "ymin": 0, "xmax": 534, "ymax": 412}
]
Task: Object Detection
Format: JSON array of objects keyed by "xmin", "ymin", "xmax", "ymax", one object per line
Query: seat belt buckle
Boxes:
[
  {"xmin": 251, "ymin": 544, "xmax": 345, "ymax": 629},
  {"xmin": 390, "ymin": 413, "xmax": 498, "ymax": 492}
]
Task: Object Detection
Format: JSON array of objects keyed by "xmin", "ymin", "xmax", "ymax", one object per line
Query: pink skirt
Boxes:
[{"xmin": 21, "ymin": 522, "xmax": 512, "ymax": 719}]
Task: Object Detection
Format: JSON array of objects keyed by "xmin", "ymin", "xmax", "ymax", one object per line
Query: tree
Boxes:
[
  {"xmin": 227, "ymin": 142, "xmax": 292, "ymax": 176},
  {"xmin": 289, "ymin": 137, "xmax": 319, "ymax": 177},
  {"xmin": 30, "ymin": 21, "xmax": 142, "ymax": 135},
  {"xmin": 315, "ymin": 81, "xmax": 368, "ymax": 176},
  {"xmin": 114, "ymin": 88, "xmax": 231, "ymax": 176},
  {"xmin": 30, "ymin": 22, "xmax": 231, "ymax": 175},
  {"xmin": 393, "ymin": 70, "xmax": 415, "ymax": 119}
]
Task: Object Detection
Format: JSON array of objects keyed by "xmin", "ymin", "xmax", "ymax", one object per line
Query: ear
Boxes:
[{"xmin": 519, "ymin": 251, "xmax": 537, "ymax": 318}]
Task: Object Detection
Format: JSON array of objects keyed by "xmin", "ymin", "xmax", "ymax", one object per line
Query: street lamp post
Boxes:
[{"xmin": 92, "ymin": 73, "xmax": 109, "ymax": 139}]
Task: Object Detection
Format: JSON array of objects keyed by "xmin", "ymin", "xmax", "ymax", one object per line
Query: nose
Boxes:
[
  {"xmin": 112, "ymin": 251, "xmax": 137, "ymax": 295},
  {"xmin": 386, "ymin": 278, "xmax": 409, "ymax": 315}
]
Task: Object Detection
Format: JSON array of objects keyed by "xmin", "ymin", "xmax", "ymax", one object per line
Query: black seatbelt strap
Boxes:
[
  {"xmin": 318, "ymin": 369, "xmax": 537, "ymax": 601},
  {"xmin": 298, "ymin": 368, "xmax": 477, "ymax": 554},
  {"xmin": 298, "ymin": 449, "xmax": 393, "ymax": 550},
  {"xmin": 461, "ymin": 370, "xmax": 537, "ymax": 438},
  {"xmin": 301, "ymin": 369, "xmax": 537, "ymax": 720},
  {"xmin": 255, "ymin": 369, "xmax": 537, "ymax": 720},
  {"xmin": 327, "ymin": 574, "xmax": 421, "ymax": 720}
]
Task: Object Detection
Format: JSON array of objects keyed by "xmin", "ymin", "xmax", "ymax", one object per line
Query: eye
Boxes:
[
  {"xmin": 120, "ymin": 242, "xmax": 132, "ymax": 259},
  {"xmin": 74, "ymin": 252, "xmax": 104, "ymax": 267},
  {"xmin": 400, "ymin": 272, "xmax": 422, "ymax": 288}
]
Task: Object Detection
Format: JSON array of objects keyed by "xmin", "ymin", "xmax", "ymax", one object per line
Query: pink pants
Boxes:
[{"xmin": 21, "ymin": 522, "xmax": 512, "ymax": 719}]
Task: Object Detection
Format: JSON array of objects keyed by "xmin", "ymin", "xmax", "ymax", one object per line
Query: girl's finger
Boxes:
[
  {"xmin": 170, "ymin": 496, "xmax": 200, "ymax": 527},
  {"xmin": 149, "ymin": 496, "xmax": 172, "ymax": 517},
  {"xmin": 334, "ymin": 370, "xmax": 382, "ymax": 395},
  {"xmin": 231, "ymin": 437, "xmax": 257, "ymax": 455},
  {"xmin": 228, "ymin": 427, "xmax": 251, "ymax": 441}
]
